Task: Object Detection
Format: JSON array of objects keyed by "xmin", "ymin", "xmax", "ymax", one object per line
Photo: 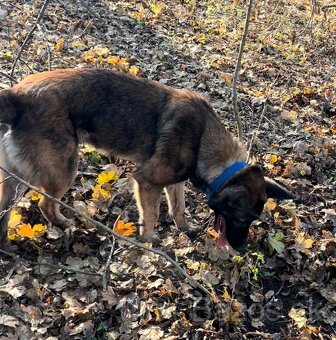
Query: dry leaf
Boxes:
[
  {"xmin": 114, "ymin": 220, "xmax": 137, "ymax": 237},
  {"xmin": 8, "ymin": 210, "xmax": 22, "ymax": 228},
  {"xmin": 129, "ymin": 65, "xmax": 140, "ymax": 76},
  {"xmin": 91, "ymin": 184, "xmax": 111, "ymax": 200},
  {"xmin": 55, "ymin": 38, "xmax": 64, "ymax": 51},
  {"xmin": 29, "ymin": 190, "xmax": 42, "ymax": 201},
  {"xmin": 17, "ymin": 223, "xmax": 35, "ymax": 238},
  {"xmin": 97, "ymin": 170, "xmax": 119, "ymax": 185},
  {"xmin": 265, "ymin": 199, "xmax": 277, "ymax": 211},
  {"xmin": 289, "ymin": 308, "xmax": 307, "ymax": 329}
]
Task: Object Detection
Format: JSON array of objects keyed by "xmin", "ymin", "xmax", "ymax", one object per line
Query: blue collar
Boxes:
[{"xmin": 206, "ymin": 161, "xmax": 248, "ymax": 199}]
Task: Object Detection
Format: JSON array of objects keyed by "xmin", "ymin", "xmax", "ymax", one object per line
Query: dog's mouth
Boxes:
[{"xmin": 214, "ymin": 214, "xmax": 231, "ymax": 251}]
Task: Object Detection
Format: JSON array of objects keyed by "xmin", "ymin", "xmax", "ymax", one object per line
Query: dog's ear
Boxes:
[{"xmin": 265, "ymin": 178, "xmax": 294, "ymax": 200}]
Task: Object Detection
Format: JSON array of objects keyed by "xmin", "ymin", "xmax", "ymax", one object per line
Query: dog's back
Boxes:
[{"xmin": 0, "ymin": 69, "xmax": 211, "ymax": 162}]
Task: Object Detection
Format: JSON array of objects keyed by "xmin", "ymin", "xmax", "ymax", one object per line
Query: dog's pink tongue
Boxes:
[{"xmin": 215, "ymin": 215, "xmax": 230, "ymax": 251}]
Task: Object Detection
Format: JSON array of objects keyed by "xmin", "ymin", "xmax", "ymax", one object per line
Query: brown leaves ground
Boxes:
[{"xmin": 0, "ymin": 0, "xmax": 335, "ymax": 339}]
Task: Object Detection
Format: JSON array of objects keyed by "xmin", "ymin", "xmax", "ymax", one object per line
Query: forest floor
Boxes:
[{"xmin": 0, "ymin": 0, "xmax": 335, "ymax": 339}]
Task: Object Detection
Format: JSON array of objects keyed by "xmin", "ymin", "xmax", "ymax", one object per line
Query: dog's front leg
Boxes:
[
  {"xmin": 133, "ymin": 177, "xmax": 163, "ymax": 243},
  {"xmin": 164, "ymin": 182, "xmax": 187, "ymax": 228},
  {"xmin": 164, "ymin": 182, "xmax": 200, "ymax": 236}
]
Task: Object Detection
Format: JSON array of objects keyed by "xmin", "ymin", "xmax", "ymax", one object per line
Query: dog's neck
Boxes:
[{"xmin": 194, "ymin": 121, "xmax": 246, "ymax": 190}]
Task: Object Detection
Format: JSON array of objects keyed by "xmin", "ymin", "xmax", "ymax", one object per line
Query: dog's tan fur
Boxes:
[{"xmin": 0, "ymin": 68, "xmax": 293, "ymax": 250}]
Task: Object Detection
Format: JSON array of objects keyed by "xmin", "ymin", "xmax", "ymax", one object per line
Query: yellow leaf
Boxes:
[
  {"xmin": 151, "ymin": 3, "xmax": 163, "ymax": 16},
  {"xmin": 207, "ymin": 228, "xmax": 219, "ymax": 239},
  {"xmin": 129, "ymin": 65, "xmax": 140, "ymax": 76},
  {"xmin": 97, "ymin": 171, "xmax": 119, "ymax": 185},
  {"xmin": 91, "ymin": 184, "xmax": 111, "ymax": 200},
  {"xmin": 281, "ymin": 110, "xmax": 297, "ymax": 122},
  {"xmin": 265, "ymin": 199, "xmax": 277, "ymax": 211},
  {"xmin": 33, "ymin": 223, "xmax": 47, "ymax": 236},
  {"xmin": 219, "ymin": 72, "xmax": 233, "ymax": 84},
  {"xmin": 266, "ymin": 154, "xmax": 278, "ymax": 164},
  {"xmin": 303, "ymin": 238, "xmax": 314, "ymax": 249},
  {"xmin": 72, "ymin": 41, "xmax": 86, "ymax": 49},
  {"xmin": 8, "ymin": 229, "xmax": 20, "ymax": 241},
  {"xmin": 106, "ymin": 55, "xmax": 128, "ymax": 66},
  {"xmin": 82, "ymin": 49, "xmax": 96, "ymax": 63},
  {"xmin": 222, "ymin": 288, "xmax": 231, "ymax": 302},
  {"xmin": 95, "ymin": 47, "xmax": 109, "ymax": 56},
  {"xmin": 304, "ymin": 88, "xmax": 313, "ymax": 95},
  {"xmin": 114, "ymin": 220, "xmax": 137, "ymax": 237},
  {"xmin": 55, "ymin": 38, "xmax": 64, "ymax": 51},
  {"xmin": 292, "ymin": 88, "xmax": 301, "ymax": 95},
  {"xmin": 29, "ymin": 190, "xmax": 42, "ymax": 201},
  {"xmin": 8, "ymin": 210, "xmax": 22, "ymax": 228},
  {"xmin": 282, "ymin": 95, "xmax": 291, "ymax": 103},
  {"xmin": 17, "ymin": 224, "xmax": 35, "ymax": 238},
  {"xmin": 198, "ymin": 34, "xmax": 207, "ymax": 43},
  {"xmin": 289, "ymin": 308, "xmax": 307, "ymax": 329}
]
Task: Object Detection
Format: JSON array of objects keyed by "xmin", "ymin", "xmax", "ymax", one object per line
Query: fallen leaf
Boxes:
[
  {"xmin": 281, "ymin": 109, "xmax": 297, "ymax": 122},
  {"xmin": 17, "ymin": 223, "xmax": 35, "ymax": 238},
  {"xmin": 0, "ymin": 315, "xmax": 19, "ymax": 328},
  {"xmin": 8, "ymin": 210, "xmax": 22, "ymax": 228},
  {"xmin": 55, "ymin": 37, "xmax": 64, "ymax": 51},
  {"xmin": 114, "ymin": 220, "xmax": 137, "ymax": 237},
  {"xmin": 29, "ymin": 190, "xmax": 42, "ymax": 201},
  {"xmin": 265, "ymin": 199, "xmax": 277, "ymax": 211},
  {"xmin": 95, "ymin": 47, "xmax": 109, "ymax": 56},
  {"xmin": 289, "ymin": 308, "xmax": 307, "ymax": 329},
  {"xmin": 268, "ymin": 232, "xmax": 285, "ymax": 254},
  {"xmin": 97, "ymin": 170, "xmax": 119, "ymax": 185},
  {"xmin": 91, "ymin": 184, "xmax": 111, "ymax": 200},
  {"xmin": 129, "ymin": 65, "xmax": 140, "ymax": 76}
]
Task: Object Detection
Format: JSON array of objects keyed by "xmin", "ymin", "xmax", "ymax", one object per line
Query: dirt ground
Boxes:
[{"xmin": 0, "ymin": 1, "xmax": 335, "ymax": 339}]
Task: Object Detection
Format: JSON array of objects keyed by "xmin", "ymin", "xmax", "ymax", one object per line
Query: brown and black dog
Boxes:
[{"xmin": 0, "ymin": 68, "xmax": 293, "ymax": 251}]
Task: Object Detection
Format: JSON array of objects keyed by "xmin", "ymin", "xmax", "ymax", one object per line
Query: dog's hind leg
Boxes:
[
  {"xmin": 38, "ymin": 166, "xmax": 78, "ymax": 229},
  {"xmin": 133, "ymin": 177, "xmax": 163, "ymax": 243},
  {"xmin": 0, "ymin": 143, "xmax": 26, "ymax": 249}
]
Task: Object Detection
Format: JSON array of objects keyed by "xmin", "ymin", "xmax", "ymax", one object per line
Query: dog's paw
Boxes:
[
  {"xmin": 57, "ymin": 217, "xmax": 77, "ymax": 229},
  {"xmin": 138, "ymin": 226, "xmax": 161, "ymax": 246}
]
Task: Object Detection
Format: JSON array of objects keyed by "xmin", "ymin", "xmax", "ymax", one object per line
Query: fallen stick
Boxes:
[{"xmin": 0, "ymin": 166, "xmax": 215, "ymax": 299}]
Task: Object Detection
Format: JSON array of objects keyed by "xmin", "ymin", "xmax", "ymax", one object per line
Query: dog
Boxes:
[{"xmin": 0, "ymin": 68, "xmax": 294, "ymax": 251}]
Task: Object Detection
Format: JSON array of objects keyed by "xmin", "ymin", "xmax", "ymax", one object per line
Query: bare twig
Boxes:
[
  {"xmin": 0, "ymin": 71, "xmax": 18, "ymax": 84},
  {"xmin": 139, "ymin": 0, "xmax": 155, "ymax": 14},
  {"xmin": 0, "ymin": 166, "xmax": 214, "ymax": 299},
  {"xmin": 322, "ymin": 4, "xmax": 336, "ymax": 10},
  {"xmin": 247, "ymin": 100, "xmax": 268, "ymax": 162},
  {"xmin": 10, "ymin": 0, "xmax": 50, "ymax": 82},
  {"xmin": 101, "ymin": 199, "xmax": 133, "ymax": 290},
  {"xmin": 245, "ymin": 331, "xmax": 272, "ymax": 339},
  {"xmin": 232, "ymin": 0, "xmax": 254, "ymax": 140}
]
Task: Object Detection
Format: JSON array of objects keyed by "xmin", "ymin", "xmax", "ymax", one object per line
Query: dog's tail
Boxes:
[{"xmin": 0, "ymin": 89, "xmax": 18, "ymax": 125}]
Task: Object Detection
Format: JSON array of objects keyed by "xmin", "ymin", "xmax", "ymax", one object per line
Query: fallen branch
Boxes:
[
  {"xmin": 0, "ymin": 71, "xmax": 18, "ymax": 85},
  {"xmin": 10, "ymin": 0, "xmax": 50, "ymax": 82},
  {"xmin": 321, "ymin": 3, "xmax": 336, "ymax": 10},
  {"xmin": 139, "ymin": 0, "xmax": 155, "ymax": 15},
  {"xmin": 232, "ymin": 0, "xmax": 254, "ymax": 140},
  {"xmin": 0, "ymin": 166, "xmax": 214, "ymax": 299}
]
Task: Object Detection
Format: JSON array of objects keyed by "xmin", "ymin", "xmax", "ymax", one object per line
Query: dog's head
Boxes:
[{"xmin": 208, "ymin": 165, "xmax": 294, "ymax": 251}]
